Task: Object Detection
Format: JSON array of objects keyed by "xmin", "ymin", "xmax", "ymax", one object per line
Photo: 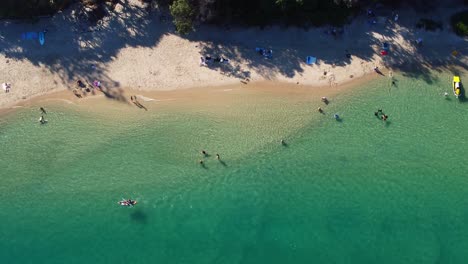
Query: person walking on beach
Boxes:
[
  {"xmin": 3, "ymin": 83, "xmax": 11, "ymax": 93},
  {"xmin": 39, "ymin": 115, "xmax": 47, "ymax": 124},
  {"xmin": 40, "ymin": 107, "xmax": 47, "ymax": 114}
]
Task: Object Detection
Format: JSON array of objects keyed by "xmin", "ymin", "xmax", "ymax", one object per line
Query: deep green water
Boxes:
[{"xmin": 1, "ymin": 72, "xmax": 468, "ymax": 263}]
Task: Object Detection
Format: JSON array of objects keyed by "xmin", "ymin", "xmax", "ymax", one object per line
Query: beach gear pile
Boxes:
[
  {"xmin": 256, "ymin": 48, "xmax": 273, "ymax": 58},
  {"xmin": 200, "ymin": 56, "xmax": 229, "ymax": 66},
  {"xmin": 380, "ymin": 42, "xmax": 389, "ymax": 56}
]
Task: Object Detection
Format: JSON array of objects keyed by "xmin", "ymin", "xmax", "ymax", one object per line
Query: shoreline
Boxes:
[
  {"xmin": 1, "ymin": 3, "xmax": 466, "ymax": 113},
  {"xmin": 0, "ymin": 73, "xmax": 379, "ymax": 119}
]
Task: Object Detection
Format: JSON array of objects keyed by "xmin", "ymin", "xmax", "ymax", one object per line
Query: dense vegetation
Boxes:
[
  {"xmin": 451, "ymin": 10, "xmax": 468, "ymax": 36},
  {"xmin": 0, "ymin": 0, "xmax": 71, "ymax": 18},
  {"xmin": 1, "ymin": 0, "xmax": 467, "ymax": 36},
  {"xmin": 169, "ymin": 0, "xmax": 360, "ymax": 34}
]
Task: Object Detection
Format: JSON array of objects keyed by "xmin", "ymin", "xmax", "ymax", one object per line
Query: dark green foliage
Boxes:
[
  {"xmin": 169, "ymin": 0, "xmax": 194, "ymax": 34},
  {"xmin": 451, "ymin": 10, "xmax": 468, "ymax": 36},
  {"xmin": 0, "ymin": 0, "xmax": 71, "ymax": 18},
  {"xmin": 208, "ymin": 0, "xmax": 357, "ymax": 27},
  {"xmin": 416, "ymin": 18, "xmax": 443, "ymax": 31}
]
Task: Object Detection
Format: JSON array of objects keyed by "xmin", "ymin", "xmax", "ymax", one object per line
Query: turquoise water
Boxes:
[{"xmin": 1, "ymin": 72, "xmax": 468, "ymax": 263}]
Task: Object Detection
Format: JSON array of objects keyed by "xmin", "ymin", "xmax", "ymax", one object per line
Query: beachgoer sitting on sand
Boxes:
[
  {"xmin": 213, "ymin": 57, "xmax": 229, "ymax": 63},
  {"xmin": 200, "ymin": 57, "xmax": 207, "ymax": 66},
  {"xmin": 77, "ymin": 80, "xmax": 85, "ymax": 88},
  {"xmin": 345, "ymin": 50, "xmax": 351, "ymax": 59},
  {"xmin": 93, "ymin": 80, "xmax": 101, "ymax": 88}
]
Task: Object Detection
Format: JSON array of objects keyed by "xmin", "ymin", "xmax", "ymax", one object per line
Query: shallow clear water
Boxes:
[{"xmin": 1, "ymin": 72, "xmax": 468, "ymax": 263}]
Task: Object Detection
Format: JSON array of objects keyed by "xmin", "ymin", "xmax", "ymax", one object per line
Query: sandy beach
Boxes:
[{"xmin": 0, "ymin": 1, "xmax": 467, "ymax": 110}]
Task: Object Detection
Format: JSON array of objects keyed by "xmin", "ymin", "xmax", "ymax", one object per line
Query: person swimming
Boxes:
[
  {"xmin": 333, "ymin": 114, "xmax": 340, "ymax": 119},
  {"xmin": 199, "ymin": 160, "xmax": 204, "ymax": 165},
  {"xmin": 381, "ymin": 114, "xmax": 388, "ymax": 121},
  {"xmin": 318, "ymin": 107, "xmax": 323, "ymax": 113},
  {"xmin": 281, "ymin": 139, "xmax": 285, "ymax": 145},
  {"xmin": 201, "ymin": 150, "xmax": 207, "ymax": 156},
  {"xmin": 321, "ymin": 97, "xmax": 329, "ymax": 104},
  {"xmin": 216, "ymin": 154, "xmax": 220, "ymax": 160}
]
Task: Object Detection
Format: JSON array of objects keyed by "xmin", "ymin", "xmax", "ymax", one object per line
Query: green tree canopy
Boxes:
[{"xmin": 169, "ymin": 0, "xmax": 194, "ymax": 35}]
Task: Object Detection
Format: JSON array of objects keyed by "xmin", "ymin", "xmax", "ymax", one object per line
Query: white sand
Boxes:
[{"xmin": 0, "ymin": 2, "xmax": 467, "ymax": 109}]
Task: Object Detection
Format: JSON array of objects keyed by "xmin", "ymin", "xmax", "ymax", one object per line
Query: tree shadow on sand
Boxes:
[
  {"xmin": 0, "ymin": 3, "xmax": 467, "ymax": 99},
  {"xmin": 0, "ymin": 0, "xmax": 170, "ymax": 103}
]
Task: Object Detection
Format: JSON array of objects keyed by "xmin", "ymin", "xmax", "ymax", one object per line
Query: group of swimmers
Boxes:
[
  {"xmin": 317, "ymin": 97, "xmax": 340, "ymax": 119},
  {"xmin": 199, "ymin": 150, "xmax": 221, "ymax": 165},
  {"xmin": 374, "ymin": 109, "xmax": 389, "ymax": 121},
  {"xmin": 317, "ymin": 96, "xmax": 329, "ymax": 113}
]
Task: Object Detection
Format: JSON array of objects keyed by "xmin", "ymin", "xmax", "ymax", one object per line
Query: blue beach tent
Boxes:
[{"xmin": 306, "ymin": 56, "xmax": 317, "ymax": 65}]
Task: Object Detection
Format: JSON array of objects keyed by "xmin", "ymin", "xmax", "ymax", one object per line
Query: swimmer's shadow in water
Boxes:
[
  {"xmin": 218, "ymin": 160, "xmax": 228, "ymax": 167},
  {"xmin": 130, "ymin": 209, "xmax": 148, "ymax": 224}
]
